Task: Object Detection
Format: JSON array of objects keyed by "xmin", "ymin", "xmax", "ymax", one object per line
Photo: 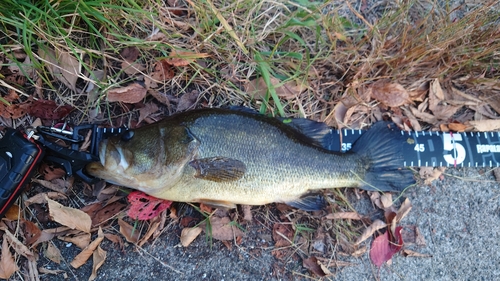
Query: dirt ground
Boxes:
[{"xmin": 30, "ymin": 167, "xmax": 499, "ymax": 281}]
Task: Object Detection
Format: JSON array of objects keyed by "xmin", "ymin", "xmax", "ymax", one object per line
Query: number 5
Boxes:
[{"xmin": 443, "ymin": 133, "xmax": 466, "ymax": 165}]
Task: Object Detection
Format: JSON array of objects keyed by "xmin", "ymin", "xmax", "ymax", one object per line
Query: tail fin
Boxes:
[{"xmin": 352, "ymin": 122, "xmax": 415, "ymax": 192}]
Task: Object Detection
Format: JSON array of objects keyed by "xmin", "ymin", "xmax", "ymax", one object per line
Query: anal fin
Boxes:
[{"xmin": 286, "ymin": 193, "xmax": 326, "ymax": 211}]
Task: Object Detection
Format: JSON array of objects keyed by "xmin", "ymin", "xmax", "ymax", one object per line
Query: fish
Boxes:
[{"xmin": 86, "ymin": 108, "xmax": 415, "ymax": 211}]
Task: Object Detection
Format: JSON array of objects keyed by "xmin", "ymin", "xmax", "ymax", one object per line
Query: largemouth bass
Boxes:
[{"xmin": 86, "ymin": 108, "xmax": 414, "ymax": 210}]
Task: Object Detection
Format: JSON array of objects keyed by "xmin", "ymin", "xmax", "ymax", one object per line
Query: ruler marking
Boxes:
[{"xmin": 490, "ymin": 160, "xmax": 492, "ymax": 167}]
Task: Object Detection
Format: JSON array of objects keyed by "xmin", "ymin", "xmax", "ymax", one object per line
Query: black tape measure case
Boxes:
[{"xmin": 0, "ymin": 129, "xmax": 44, "ymax": 217}]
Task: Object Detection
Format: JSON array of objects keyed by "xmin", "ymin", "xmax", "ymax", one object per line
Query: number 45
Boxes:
[{"xmin": 414, "ymin": 144, "xmax": 425, "ymax": 152}]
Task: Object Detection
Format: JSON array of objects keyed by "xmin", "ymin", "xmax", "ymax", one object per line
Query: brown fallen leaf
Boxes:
[
  {"xmin": 138, "ymin": 221, "xmax": 160, "ymax": 247},
  {"xmin": 429, "ymin": 79, "xmax": 461, "ymax": 121},
  {"xmin": 148, "ymin": 59, "xmax": 175, "ymax": 83},
  {"xmin": 368, "ymin": 80, "xmax": 410, "ymax": 107},
  {"xmin": 107, "ymin": 83, "xmax": 147, "ymax": 103},
  {"xmin": 402, "ymin": 226, "xmax": 427, "ymax": 246},
  {"xmin": 38, "ymin": 267, "xmax": 66, "ymax": 276},
  {"xmin": 104, "ymin": 234, "xmax": 124, "ymax": 249},
  {"xmin": 120, "ymin": 47, "xmax": 145, "ymax": 76},
  {"xmin": 21, "ymin": 219, "xmax": 42, "ymax": 246},
  {"xmin": 206, "ymin": 216, "xmax": 245, "ymax": 241},
  {"xmin": 39, "ymin": 46, "xmax": 81, "ymax": 92},
  {"xmin": 39, "ymin": 162, "xmax": 67, "ymax": 181},
  {"xmin": 325, "ymin": 212, "xmax": 364, "ymax": 220},
  {"xmin": 32, "ymin": 179, "xmax": 67, "ymax": 194},
  {"xmin": 468, "ymin": 120, "xmax": 500, "ymax": 131},
  {"xmin": 1, "ymin": 226, "xmax": 34, "ymax": 259},
  {"xmin": 0, "ymin": 235, "xmax": 19, "ymax": 279},
  {"xmin": 45, "ymin": 242, "xmax": 62, "ymax": 264},
  {"xmin": 419, "ymin": 167, "xmax": 446, "ymax": 185},
  {"xmin": 58, "ymin": 233, "xmax": 91, "ymax": 249},
  {"xmin": 395, "ymin": 198, "xmax": 412, "ymax": 223},
  {"xmin": 118, "ymin": 219, "xmax": 140, "ymax": 243},
  {"xmin": 369, "ymin": 192, "xmax": 384, "ymax": 210},
  {"xmin": 302, "ymin": 256, "xmax": 332, "ymax": 277},
  {"xmin": 89, "ymin": 246, "xmax": 107, "ymax": 281},
  {"xmin": 82, "ymin": 202, "xmax": 127, "ymax": 228},
  {"xmin": 355, "ymin": 219, "xmax": 387, "ymax": 245},
  {"xmin": 70, "ymin": 227, "xmax": 104, "ymax": 269},
  {"xmin": 272, "ymin": 223, "xmax": 295, "ymax": 260},
  {"xmin": 380, "ymin": 193, "xmax": 393, "ymax": 210},
  {"xmin": 25, "ymin": 192, "xmax": 67, "ymax": 206},
  {"xmin": 0, "ymin": 101, "xmax": 31, "ymax": 119},
  {"xmin": 138, "ymin": 102, "xmax": 159, "ymax": 124},
  {"xmin": 28, "ymin": 99, "xmax": 73, "ymax": 120},
  {"xmin": 46, "ymin": 197, "xmax": 91, "ymax": 233},
  {"xmin": 180, "ymin": 227, "xmax": 203, "ymax": 247},
  {"xmin": 176, "ymin": 90, "xmax": 199, "ymax": 112},
  {"xmin": 166, "ymin": 50, "xmax": 210, "ymax": 66},
  {"xmin": 241, "ymin": 205, "xmax": 253, "ymax": 222},
  {"xmin": 245, "ymin": 76, "xmax": 306, "ymax": 100},
  {"xmin": 402, "ymin": 249, "xmax": 432, "ymax": 258}
]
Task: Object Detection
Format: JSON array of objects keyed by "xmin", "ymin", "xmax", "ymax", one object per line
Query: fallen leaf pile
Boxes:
[{"xmin": 333, "ymin": 78, "xmax": 500, "ymax": 133}]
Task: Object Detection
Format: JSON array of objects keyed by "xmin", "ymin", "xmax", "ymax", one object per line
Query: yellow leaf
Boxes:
[{"xmin": 47, "ymin": 197, "xmax": 91, "ymax": 233}]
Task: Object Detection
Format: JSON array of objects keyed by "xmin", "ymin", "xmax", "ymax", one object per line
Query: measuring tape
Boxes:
[
  {"xmin": 324, "ymin": 128, "xmax": 500, "ymax": 168},
  {"xmin": 88, "ymin": 120, "xmax": 500, "ymax": 168}
]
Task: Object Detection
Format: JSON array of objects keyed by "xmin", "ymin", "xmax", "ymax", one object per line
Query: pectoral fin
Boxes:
[
  {"xmin": 286, "ymin": 193, "xmax": 326, "ymax": 211},
  {"xmin": 189, "ymin": 157, "xmax": 246, "ymax": 182},
  {"xmin": 197, "ymin": 199, "xmax": 237, "ymax": 209}
]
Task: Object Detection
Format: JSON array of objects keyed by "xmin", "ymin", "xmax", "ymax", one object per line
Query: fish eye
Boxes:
[{"xmin": 121, "ymin": 130, "xmax": 134, "ymax": 141}]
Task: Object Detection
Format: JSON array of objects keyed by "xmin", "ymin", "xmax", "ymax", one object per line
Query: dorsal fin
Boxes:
[{"xmin": 228, "ymin": 106, "xmax": 335, "ymax": 151}]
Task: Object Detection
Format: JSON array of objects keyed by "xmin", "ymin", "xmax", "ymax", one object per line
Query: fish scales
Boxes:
[
  {"xmin": 158, "ymin": 112, "xmax": 362, "ymax": 205},
  {"xmin": 86, "ymin": 108, "xmax": 415, "ymax": 210}
]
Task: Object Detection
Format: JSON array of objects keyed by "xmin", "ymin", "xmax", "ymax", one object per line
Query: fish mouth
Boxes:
[{"xmin": 99, "ymin": 139, "xmax": 130, "ymax": 170}]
